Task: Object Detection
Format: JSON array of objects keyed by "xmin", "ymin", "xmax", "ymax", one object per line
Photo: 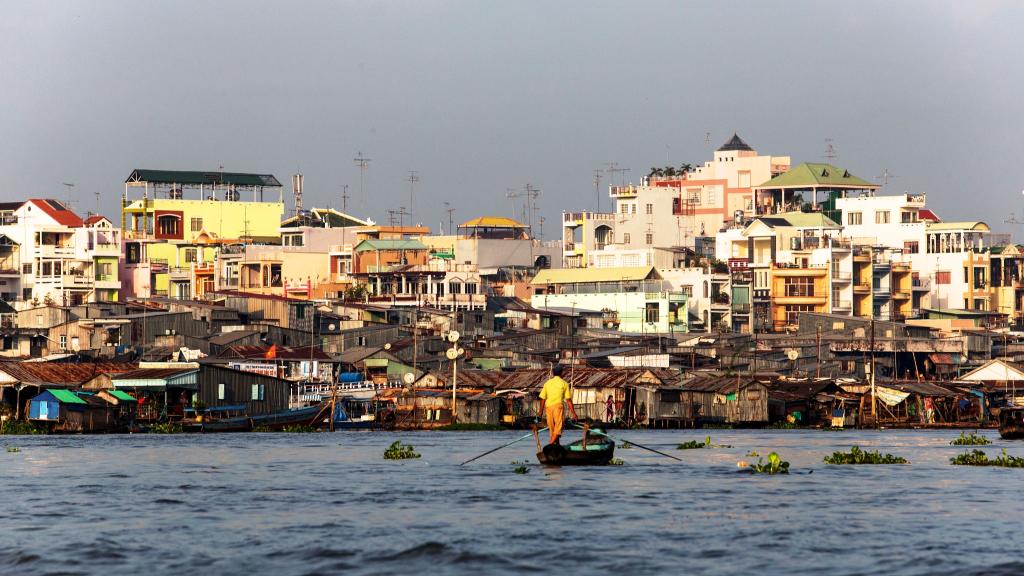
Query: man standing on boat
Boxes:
[{"xmin": 538, "ymin": 365, "xmax": 577, "ymax": 446}]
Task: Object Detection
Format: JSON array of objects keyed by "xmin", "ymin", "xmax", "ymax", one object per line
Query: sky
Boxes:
[{"xmin": 1, "ymin": 0, "xmax": 1022, "ymax": 239}]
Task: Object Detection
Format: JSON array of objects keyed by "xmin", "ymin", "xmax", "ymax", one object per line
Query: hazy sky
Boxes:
[{"xmin": 1, "ymin": 1, "xmax": 1022, "ymax": 238}]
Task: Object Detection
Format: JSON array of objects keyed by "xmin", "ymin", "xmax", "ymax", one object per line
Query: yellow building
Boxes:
[
  {"xmin": 769, "ymin": 264, "xmax": 829, "ymax": 330},
  {"xmin": 120, "ymin": 169, "xmax": 284, "ymax": 299}
]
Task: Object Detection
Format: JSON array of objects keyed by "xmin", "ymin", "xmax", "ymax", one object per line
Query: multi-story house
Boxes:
[
  {"xmin": 530, "ymin": 267, "xmax": 688, "ymax": 334},
  {"xmin": 835, "ymin": 192, "xmax": 993, "ymax": 314},
  {"xmin": 0, "ymin": 200, "xmax": 120, "ymax": 307},
  {"xmin": 120, "ymin": 169, "xmax": 285, "ymax": 299},
  {"xmin": 562, "ymin": 134, "xmax": 790, "ymax": 268}
]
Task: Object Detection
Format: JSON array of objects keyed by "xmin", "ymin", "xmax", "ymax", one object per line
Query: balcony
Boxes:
[
  {"xmin": 609, "ymin": 185, "xmax": 638, "ymax": 198},
  {"xmin": 711, "ymin": 293, "xmax": 731, "ymax": 309},
  {"xmin": 563, "ymin": 212, "xmax": 614, "ymax": 225},
  {"xmin": 831, "ymin": 271, "xmax": 852, "ymax": 283},
  {"xmin": 854, "ymin": 283, "xmax": 871, "ymax": 294},
  {"xmin": 94, "ymin": 275, "xmax": 120, "ymax": 290},
  {"xmin": 912, "ymin": 277, "xmax": 931, "ymax": 291},
  {"xmin": 731, "ymin": 303, "xmax": 751, "ymax": 315},
  {"xmin": 831, "ymin": 300, "xmax": 852, "ymax": 311},
  {"xmin": 169, "ymin": 266, "xmax": 191, "ymax": 281},
  {"xmin": 892, "ymin": 290, "xmax": 911, "ymax": 300},
  {"xmin": 39, "ymin": 245, "xmax": 75, "ymax": 258},
  {"xmin": 0, "ymin": 268, "xmax": 19, "ymax": 277},
  {"xmin": 61, "ymin": 275, "xmax": 92, "ymax": 288}
]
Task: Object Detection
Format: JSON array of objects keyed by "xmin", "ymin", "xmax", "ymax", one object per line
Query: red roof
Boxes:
[
  {"xmin": 919, "ymin": 209, "xmax": 941, "ymax": 223},
  {"xmin": 84, "ymin": 215, "xmax": 110, "ymax": 226},
  {"xmin": 27, "ymin": 199, "xmax": 84, "ymax": 227}
]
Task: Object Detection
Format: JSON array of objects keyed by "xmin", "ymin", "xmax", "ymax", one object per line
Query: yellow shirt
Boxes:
[{"xmin": 539, "ymin": 376, "xmax": 571, "ymax": 404}]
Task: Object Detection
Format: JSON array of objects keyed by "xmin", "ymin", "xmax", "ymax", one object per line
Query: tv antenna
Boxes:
[
  {"xmin": 353, "ymin": 151, "xmax": 371, "ymax": 204},
  {"xmin": 877, "ymin": 169, "xmax": 897, "ymax": 188},
  {"xmin": 444, "ymin": 201, "xmax": 455, "ymax": 235},
  {"xmin": 406, "ymin": 170, "xmax": 420, "ymax": 225},
  {"xmin": 62, "ymin": 182, "xmax": 75, "ymax": 208},
  {"xmin": 705, "ymin": 131, "xmax": 711, "ymax": 145},
  {"xmin": 507, "ymin": 184, "xmax": 541, "ymax": 236},
  {"xmin": 340, "ymin": 184, "xmax": 350, "ymax": 213},
  {"xmin": 1005, "ymin": 213, "xmax": 1024, "ymax": 226},
  {"xmin": 593, "ymin": 169, "xmax": 603, "ymax": 212},
  {"xmin": 605, "ymin": 162, "xmax": 630, "ymax": 186},
  {"xmin": 823, "ymin": 139, "xmax": 838, "ymax": 161}
]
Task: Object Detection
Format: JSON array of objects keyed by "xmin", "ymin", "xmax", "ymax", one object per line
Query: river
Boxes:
[{"xmin": 1, "ymin": 429, "xmax": 1021, "ymax": 575}]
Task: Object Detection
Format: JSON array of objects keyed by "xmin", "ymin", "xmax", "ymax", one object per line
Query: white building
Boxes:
[{"xmin": 0, "ymin": 200, "xmax": 120, "ymax": 307}]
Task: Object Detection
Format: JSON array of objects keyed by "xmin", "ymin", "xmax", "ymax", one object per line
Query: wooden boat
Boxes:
[
  {"xmin": 536, "ymin": 429, "xmax": 615, "ymax": 466},
  {"xmin": 998, "ymin": 406, "xmax": 1024, "ymax": 440},
  {"xmin": 192, "ymin": 403, "xmax": 329, "ymax": 433}
]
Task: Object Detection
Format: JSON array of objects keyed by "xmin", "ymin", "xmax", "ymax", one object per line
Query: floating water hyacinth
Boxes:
[{"xmin": 824, "ymin": 446, "xmax": 908, "ymax": 465}]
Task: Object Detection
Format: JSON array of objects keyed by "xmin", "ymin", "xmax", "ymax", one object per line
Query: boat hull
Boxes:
[
  {"xmin": 199, "ymin": 404, "xmax": 328, "ymax": 433},
  {"xmin": 536, "ymin": 440, "xmax": 615, "ymax": 466},
  {"xmin": 999, "ymin": 407, "xmax": 1024, "ymax": 440}
]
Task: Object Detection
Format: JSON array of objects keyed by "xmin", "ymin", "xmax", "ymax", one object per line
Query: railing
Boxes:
[
  {"xmin": 609, "ymin": 185, "xmax": 638, "ymax": 197},
  {"xmin": 832, "ymin": 300, "xmax": 852, "ymax": 310},
  {"xmin": 39, "ymin": 245, "xmax": 75, "ymax": 258},
  {"xmin": 912, "ymin": 277, "xmax": 931, "ymax": 290},
  {"xmin": 831, "ymin": 271, "xmax": 852, "ymax": 281},
  {"xmin": 731, "ymin": 303, "xmax": 751, "ymax": 314},
  {"xmin": 0, "ymin": 268, "xmax": 18, "ymax": 275},
  {"xmin": 61, "ymin": 275, "xmax": 91, "ymax": 287},
  {"xmin": 783, "ymin": 286, "xmax": 816, "ymax": 298}
]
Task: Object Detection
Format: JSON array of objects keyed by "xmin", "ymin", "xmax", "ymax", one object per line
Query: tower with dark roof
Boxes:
[{"xmin": 717, "ymin": 133, "xmax": 754, "ymax": 152}]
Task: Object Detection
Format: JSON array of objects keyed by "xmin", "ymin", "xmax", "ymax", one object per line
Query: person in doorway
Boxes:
[
  {"xmin": 605, "ymin": 394, "xmax": 615, "ymax": 423},
  {"xmin": 538, "ymin": 365, "xmax": 577, "ymax": 445}
]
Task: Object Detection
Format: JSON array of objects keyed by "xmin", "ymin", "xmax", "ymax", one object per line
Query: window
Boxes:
[
  {"xmin": 22, "ymin": 263, "xmax": 31, "ymax": 274},
  {"xmin": 903, "ymin": 241, "xmax": 919, "ymax": 254},
  {"xmin": 848, "ymin": 212, "xmax": 862, "ymax": 225},
  {"xmin": 157, "ymin": 215, "xmax": 180, "ymax": 236},
  {"xmin": 875, "ymin": 211, "xmax": 890, "ymax": 224},
  {"xmin": 644, "ymin": 302, "xmax": 660, "ymax": 323},
  {"xmin": 645, "ymin": 203, "xmax": 653, "ymax": 214},
  {"xmin": 100, "ymin": 262, "xmax": 112, "ymax": 276},
  {"xmin": 59, "ymin": 335, "xmax": 67, "ymax": 350},
  {"xmin": 295, "ymin": 305, "xmax": 306, "ymax": 319},
  {"xmin": 936, "ymin": 271, "xmax": 950, "ymax": 284},
  {"xmin": 184, "ymin": 248, "xmax": 197, "ymax": 263},
  {"xmin": 190, "ymin": 217, "xmax": 203, "ymax": 232},
  {"xmin": 620, "ymin": 203, "xmax": 629, "ymax": 215},
  {"xmin": 645, "ymin": 233, "xmax": 653, "ymax": 245},
  {"xmin": 218, "ymin": 383, "xmax": 226, "ymax": 400},
  {"xmin": 251, "ymin": 384, "xmax": 265, "ymax": 401},
  {"xmin": 465, "ymin": 283, "xmax": 478, "ymax": 294},
  {"xmin": 284, "ymin": 234, "xmax": 304, "ymax": 247},
  {"xmin": 785, "ymin": 304, "xmax": 815, "ymax": 325},
  {"xmin": 623, "ymin": 233, "xmax": 631, "ymax": 244},
  {"xmin": 631, "ymin": 204, "xmax": 637, "ymax": 214},
  {"xmin": 784, "ymin": 277, "xmax": 815, "ymax": 297}
]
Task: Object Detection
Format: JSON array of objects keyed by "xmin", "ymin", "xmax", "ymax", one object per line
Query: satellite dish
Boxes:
[
  {"xmin": 384, "ymin": 343, "xmax": 392, "ymax": 350},
  {"xmin": 447, "ymin": 331, "xmax": 461, "ymax": 343},
  {"xmin": 328, "ymin": 323, "xmax": 337, "ymax": 331},
  {"xmin": 445, "ymin": 348, "xmax": 460, "ymax": 360},
  {"xmin": 786, "ymin": 349, "xmax": 799, "ymax": 361},
  {"xmin": 403, "ymin": 372, "xmax": 416, "ymax": 384}
]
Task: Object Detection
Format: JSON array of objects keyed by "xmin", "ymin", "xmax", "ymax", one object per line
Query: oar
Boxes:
[
  {"xmin": 460, "ymin": 428, "xmax": 548, "ymax": 466},
  {"xmin": 572, "ymin": 423, "xmax": 682, "ymax": 462}
]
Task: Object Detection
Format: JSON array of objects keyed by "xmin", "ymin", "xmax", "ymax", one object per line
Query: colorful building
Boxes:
[{"xmin": 120, "ymin": 169, "xmax": 284, "ymax": 299}]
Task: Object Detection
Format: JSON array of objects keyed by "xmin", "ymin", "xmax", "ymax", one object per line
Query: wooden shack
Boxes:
[
  {"xmin": 679, "ymin": 374, "xmax": 769, "ymax": 426},
  {"xmin": 28, "ymin": 389, "xmax": 118, "ymax": 433},
  {"xmin": 197, "ymin": 364, "xmax": 290, "ymax": 415}
]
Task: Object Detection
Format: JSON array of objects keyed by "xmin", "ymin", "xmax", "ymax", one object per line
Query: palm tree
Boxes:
[
  {"xmin": 663, "ymin": 166, "xmax": 677, "ymax": 177},
  {"xmin": 648, "ymin": 167, "xmax": 664, "ymax": 178},
  {"xmin": 680, "ymin": 163, "xmax": 694, "ymax": 174}
]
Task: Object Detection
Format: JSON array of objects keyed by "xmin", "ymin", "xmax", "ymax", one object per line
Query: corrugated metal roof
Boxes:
[
  {"xmin": 494, "ymin": 367, "xmax": 676, "ymax": 391},
  {"xmin": 126, "ymin": 169, "xmax": 282, "ymax": 187},
  {"xmin": 219, "ymin": 345, "xmax": 333, "ymax": 361},
  {"xmin": 755, "ymin": 163, "xmax": 877, "ymax": 190},
  {"xmin": 459, "ymin": 216, "xmax": 527, "ymax": 228},
  {"xmin": 0, "ymin": 362, "xmax": 138, "ymax": 386},
  {"xmin": 354, "ymin": 239, "xmax": 429, "ymax": 252},
  {"xmin": 47, "ymin": 388, "xmax": 87, "ymax": 404},
  {"xmin": 531, "ymin": 266, "xmax": 657, "ymax": 285}
]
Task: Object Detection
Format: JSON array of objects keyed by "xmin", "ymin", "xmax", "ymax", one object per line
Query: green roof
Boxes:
[
  {"xmin": 531, "ymin": 266, "xmax": 658, "ymax": 285},
  {"xmin": 755, "ymin": 163, "xmax": 877, "ymax": 190},
  {"xmin": 48, "ymin": 388, "xmax": 86, "ymax": 404},
  {"xmin": 126, "ymin": 169, "xmax": 282, "ymax": 188},
  {"xmin": 108, "ymin": 390, "xmax": 137, "ymax": 402},
  {"xmin": 354, "ymin": 239, "xmax": 429, "ymax": 252}
]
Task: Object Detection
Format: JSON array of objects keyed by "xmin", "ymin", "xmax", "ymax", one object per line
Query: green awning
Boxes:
[
  {"xmin": 49, "ymin": 388, "xmax": 86, "ymax": 405},
  {"xmin": 364, "ymin": 359, "xmax": 389, "ymax": 368},
  {"xmin": 109, "ymin": 390, "xmax": 137, "ymax": 402}
]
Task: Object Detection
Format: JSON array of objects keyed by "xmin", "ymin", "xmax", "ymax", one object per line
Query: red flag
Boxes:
[{"xmin": 265, "ymin": 344, "xmax": 277, "ymax": 359}]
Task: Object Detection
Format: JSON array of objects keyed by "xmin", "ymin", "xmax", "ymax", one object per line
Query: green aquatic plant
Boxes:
[
  {"xmin": 149, "ymin": 423, "xmax": 182, "ymax": 434},
  {"xmin": 5, "ymin": 446, "xmax": 20, "ymax": 453},
  {"xmin": 950, "ymin": 449, "xmax": 1024, "ymax": 468},
  {"xmin": 619, "ymin": 441, "xmax": 633, "ymax": 449},
  {"xmin": 384, "ymin": 440, "xmax": 421, "ymax": 460},
  {"xmin": 281, "ymin": 424, "xmax": 317, "ymax": 433},
  {"xmin": 513, "ymin": 465, "xmax": 529, "ymax": 474},
  {"xmin": 950, "ymin": 431, "xmax": 991, "ymax": 446},
  {"xmin": 251, "ymin": 425, "xmax": 273, "ymax": 433},
  {"xmin": 747, "ymin": 452, "xmax": 790, "ymax": 474},
  {"xmin": 608, "ymin": 458, "xmax": 624, "ymax": 466},
  {"xmin": 0, "ymin": 421, "xmax": 45, "ymax": 435},
  {"xmin": 677, "ymin": 435, "xmax": 732, "ymax": 450},
  {"xmin": 745, "ymin": 450, "xmax": 760, "ymax": 457},
  {"xmin": 769, "ymin": 421, "xmax": 801, "ymax": 430},
  {"xmin": 823, "ymin": 446, "xmax": 908, "ymax": 465}
]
